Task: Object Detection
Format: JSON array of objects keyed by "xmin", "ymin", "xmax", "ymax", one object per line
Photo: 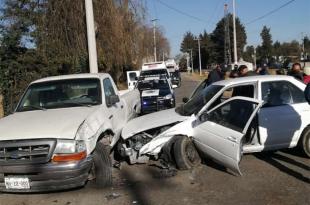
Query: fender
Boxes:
[{"xmin": 75, "ymin": 107, "xmax": 116, "ymax": 154}]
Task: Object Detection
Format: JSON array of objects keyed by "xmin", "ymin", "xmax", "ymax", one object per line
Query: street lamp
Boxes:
[
  {"xmin": 195, "ymin": 38, "xmax": 202, "ymax": 76},
  {"xmin": 232, "ymin": 0, "xmax": 238, "ymax": 64},
  {"xmin": 151, "ymin": 19, "xmax": 158, "ymax": 62}
]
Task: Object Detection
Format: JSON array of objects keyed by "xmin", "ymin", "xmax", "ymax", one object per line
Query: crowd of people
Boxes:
[{"xmin": 206, "ymin": 62, "xmax": 310, "ymax": 85}]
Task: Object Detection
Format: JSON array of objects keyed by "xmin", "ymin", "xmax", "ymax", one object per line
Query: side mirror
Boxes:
[
  {"xmin": 172, "ymin": 85, "xmax": 178, "ymax": 89},
  {"xmin": 182, "ymin": 97, "xmax": 189, "ymax": 103},
  {"xmin": 107, "ymin": 95, "xmax": 120, "ymax": 106},
  {"xmin": 198, "ymin": 112, "xmax": 209, "ymax": 122},
  {"xmin": 135, "ymin": 76, "xmax": 138, "ymax": 80}
]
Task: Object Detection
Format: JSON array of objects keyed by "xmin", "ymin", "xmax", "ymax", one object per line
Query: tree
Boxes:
[
  {"xmin": 0, "ymin": 0, "xmax": 47, "ymax": 114},
  {"xmin": 210, "ymin": 14, "xmax": 247, "ymax": 63},
  {"xmin": 0, "ymin": 0, "xmax": 170, "ymax": 115},
  {"xmin": 260, "ymin": 26, "xmax": 273, "ymax": 62},
  {"xmin": 180, "ymin": 31, "xmax": 196, "ymax": 53},
  {"xmin": 242, "ymin": 45, "xmax": 255, "ymax": 63}
]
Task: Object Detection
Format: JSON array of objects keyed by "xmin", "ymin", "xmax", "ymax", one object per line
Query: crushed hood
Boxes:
[
  {"xmin": 0, "ymin": 107, "xmax": 99, "ymax": 141},
  {"xmin": 121, "ymin": 108, "xmax": 188, "ymax": 140}
]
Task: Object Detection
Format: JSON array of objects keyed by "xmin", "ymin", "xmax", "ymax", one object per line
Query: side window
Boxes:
[
  {"xmin": 207, "ymin": 99, "xmax": 257, "ymax": 133},
  {"xmin": 103, "ymin": 78, "xmax": 116, "ymax": 106},
  {"xmin": 209, "ymin": 84, "xmax": 254, "ymax": 110},
  {"xmin": 288, "ymin": 83, "xmax": 306, "ymax": 103},
  {"xmin": 261, "ymin": 81, "xmax": 305, "ymax": 107}
]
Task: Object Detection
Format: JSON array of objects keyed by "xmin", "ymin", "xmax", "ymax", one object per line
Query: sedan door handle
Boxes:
[
  {"xmin": 227, "ymin": 136, "xmax": 237, "ymax": 143},
  {"xmin": 121, "ymin": 105, "xmax": 124, "ymax": 109},
  {"xmin": 109, "ymin": 115, "xmax": 113, "ymax": 119}
]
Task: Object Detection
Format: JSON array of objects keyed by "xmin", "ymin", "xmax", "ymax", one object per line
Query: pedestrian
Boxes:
[
  {"xmin": 303, "ymin": 66, "xmax": 310, "ymax": 84},
  {"xmin": 288, "ymin": 62, "xmax": 303, "ymax": 81},
  {"xmin": 256, "ymin": 64, "xmax": 269, "ymax": 75},
  {"xmin": 206, "ymin": 64, "xmax": 224, "ymax": 86},
  {"xmin": 229, "ymin": 64, "xmax": 239, "ymax": 78},
  {"xmin": 237, "ymin": 65, "xmax": 257, "ymax": 77}
]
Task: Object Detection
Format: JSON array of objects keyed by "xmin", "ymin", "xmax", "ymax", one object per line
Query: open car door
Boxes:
[
  {"xmin": 127, "ymin": 71, "xmax": 140, "ymax": 90},
  {"xmin": 193, "ymin": 96, "xmax": 262, "ymax": 174}
]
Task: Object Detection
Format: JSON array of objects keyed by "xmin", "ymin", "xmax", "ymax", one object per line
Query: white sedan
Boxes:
[{"xmin": 119, "ymin": 75, "xmax": 310, "ymax": 174}]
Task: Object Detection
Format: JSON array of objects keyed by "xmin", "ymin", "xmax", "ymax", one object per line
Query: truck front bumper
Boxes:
[{"xmin": 0, "ymin": 156, "xmax": 93, "ymax": 193}]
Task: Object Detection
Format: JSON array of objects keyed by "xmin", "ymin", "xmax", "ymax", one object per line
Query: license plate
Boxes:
[{"xmin": 4, "ymin": 177, "xmax": 30, "ymax": 189}]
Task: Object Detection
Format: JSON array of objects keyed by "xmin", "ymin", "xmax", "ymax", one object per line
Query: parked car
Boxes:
[
  {"xmin": 137, "ymin": 75, "xmax": 175, "ymax": 114},
  {"xmin": 170, "ymin": 70, "xmax": 181, "ymax": 87},
  {"xmin": 0, "ymin": 73, "xmax": 140, "ymax": 192},
  {"xmin": 118, "ymin": 75, "xmax": 310, "ymax": 174}
]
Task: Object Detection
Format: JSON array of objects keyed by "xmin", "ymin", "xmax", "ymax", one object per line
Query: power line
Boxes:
[
  {"xmin": 156, "ymin": 0, "xmax": 207, "ymax": 23},
  {"xmin": 246, "ymin": 0, "xmax": 297, "ymax": 25}
]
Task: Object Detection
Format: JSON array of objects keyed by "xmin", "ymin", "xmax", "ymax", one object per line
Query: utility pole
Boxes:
[
  {"xmin": 189, "ymin": 49, "xmax": 193, "ymax": 72},
  {"xmin": 224, "ymin": 4, "xmax": 232, "ymax": 65},
  {"xmin": 195, "ymin": 38, "xmax": 202, "ymax": 76},
  {"xmin": 85, "ymin": 0, "xmax": 98, "ymax": 73},
  {"xmin": 151, "ymin": 19, "xmax": 158, "ymax": 62},
  {"xmin": 253, "ymin": 46, "xmax": 257, "ymax": 69},
  {"xmin": 232, "ymin": 0, "xmax": 238, "ymax": 64}
]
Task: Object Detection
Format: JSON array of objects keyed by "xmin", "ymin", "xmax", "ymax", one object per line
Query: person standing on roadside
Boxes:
[
  {"xmin": 237, "ymin": 65, "xmax": 257, "ymax": 77},
  {"xmin": 303, "ymin": 66, "xmax": 310, "ymax": 84},
  {"xmin": 206, "ymin": 64, "xmax": 225, "ymax": 86},
  {"xmin": 288, "ymin": 63, "xmax": 303, "ymax": 81}
]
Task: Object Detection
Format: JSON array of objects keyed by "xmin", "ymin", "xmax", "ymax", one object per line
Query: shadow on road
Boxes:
[
  {"xmin": 119, "ymin": 166, "xmax": 176, "ymax": 205},
  {"xmin": 254, "ymin": 152, "xmax": 310, "ymax": 184}
]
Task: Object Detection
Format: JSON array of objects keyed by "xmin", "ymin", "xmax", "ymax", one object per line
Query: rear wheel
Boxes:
[
  {"xmin": 300, "ymin": 127, "xmax": 310, "ymax": 158},
  {"xmin": 173, "ymin": 136, "xmax": 201, "ymax": 170},
  {"xmin": 92, "ymin": 143, "xmax": 112, "ymax": 188}
]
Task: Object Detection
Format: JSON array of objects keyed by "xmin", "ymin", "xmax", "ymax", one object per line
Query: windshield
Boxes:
[
  {"xmin": 17, "ymin": 78, "xmax": 101, "ymax": 112},
  {"xmin": 137, "ymin": 79, "xmax": 170, "ymax": 91},
  {"xmin": 176, "ymin": 85, "xmax": 223, "ymax": 116},
  {"xmin": 140, "ymin": 69, "xmax": 169, "ymax": 78}
]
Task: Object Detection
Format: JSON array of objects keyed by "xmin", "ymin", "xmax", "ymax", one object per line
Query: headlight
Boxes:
[
  {"xmin": 164, "ymin": 94, "xmax": 173, "ymax": 99},
  {"xmin": 52, "ymin": 140, "xmax": 87, "ymax": 162}
]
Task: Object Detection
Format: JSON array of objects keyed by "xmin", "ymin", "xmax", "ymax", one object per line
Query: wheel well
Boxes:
[
  {"xmin": 97, "ymin": 129, "xmax": 114, "ymax": 145},
  {"xmin": 160, "ymin": 135, "xmax": 187, "ymax": 164},
  {"xmin": 300, "ymin": 125, "xmax": 310, "ymax": 139}
]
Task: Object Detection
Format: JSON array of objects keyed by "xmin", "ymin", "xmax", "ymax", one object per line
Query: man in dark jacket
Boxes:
[
  {"xmin": 206, "ymin": 65, "xmax": 225, "ymax": 86},
  {"xmin": 238, "ymin": 65, "xmax": 257, "ymax": 77}
]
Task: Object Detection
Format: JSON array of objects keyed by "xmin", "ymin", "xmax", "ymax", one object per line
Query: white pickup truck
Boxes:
[{"xmin": 0, "ymin": 73, "xmax": 140, "ymax": 192}]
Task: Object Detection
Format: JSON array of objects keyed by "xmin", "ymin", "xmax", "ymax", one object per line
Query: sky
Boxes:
[{"xmin": 145, "ymin": 0, "xmax": 310, "ymax": 57}]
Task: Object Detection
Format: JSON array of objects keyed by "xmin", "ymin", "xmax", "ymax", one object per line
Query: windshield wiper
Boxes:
[
  {"xmin": 21, "ymin": 105, "xmax": 47, "ymax": 111},
  {"xmin": 62, "ymin": 102, "xmax": 97, "ymax": 107}
]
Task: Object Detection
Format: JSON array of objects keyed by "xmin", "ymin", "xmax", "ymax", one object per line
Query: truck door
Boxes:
[
  {"xmin": 102, "ymin": 78, "xmax": 125, "ymax": 136},
  {"xmin": 127, "ymin": 71, "xmax": 140, "ymax": 90}
]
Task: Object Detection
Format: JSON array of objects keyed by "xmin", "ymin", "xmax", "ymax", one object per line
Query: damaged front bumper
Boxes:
[{"xmin": 0, "ymin": 156, "xmax": 93, "ymax": 193}]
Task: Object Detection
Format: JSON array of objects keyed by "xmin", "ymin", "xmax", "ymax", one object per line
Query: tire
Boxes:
[
  {"xmin": 92, "ymin": 143, "xmax": 112, "ymax": 188},
  {"xmin": 173, "ymin": 136, "xmax": 201, "ymax": 170},
  {"xmin": 300, "ymin": 127, "xmax": 310, "ymax": 158}
]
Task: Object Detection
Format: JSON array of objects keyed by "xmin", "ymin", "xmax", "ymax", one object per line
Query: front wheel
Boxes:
[
  {"xmin": 173, "ymin": 136, "xmax": 201, "ymax": 170},
  {"xmin": 92, "ymin": 143, "xmax": 112, "ymax": 188},
  {"xmin": 300, "ymin": 127, "xmax": 310, "ymax": 158}
]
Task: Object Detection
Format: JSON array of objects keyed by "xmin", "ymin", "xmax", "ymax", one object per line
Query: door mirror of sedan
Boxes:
[
  {"xmin": 107, "ymin": 95, "xmax": 120, "ymax": 106},
  {"xmin": 198, "ymin": 112, "xmax": 209, "ymax": 122},
  {"xmin": 182, "ymin": 97, "xmax": 189, "ymax": 103}
]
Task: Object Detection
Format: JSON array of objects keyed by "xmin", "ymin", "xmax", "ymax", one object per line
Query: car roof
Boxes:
[
  {"xmin": 31, "ymin": 73, "xmax": 110, "ymax": 84},
  {"xmin": 212, "ymin": 75, "xmax": 297, "ymax": 87}
]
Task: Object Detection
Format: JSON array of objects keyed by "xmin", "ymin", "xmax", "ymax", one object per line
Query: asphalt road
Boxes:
[{"xmin": 0, "ymin": 73, "xmax": 309, "ymax": 205}]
